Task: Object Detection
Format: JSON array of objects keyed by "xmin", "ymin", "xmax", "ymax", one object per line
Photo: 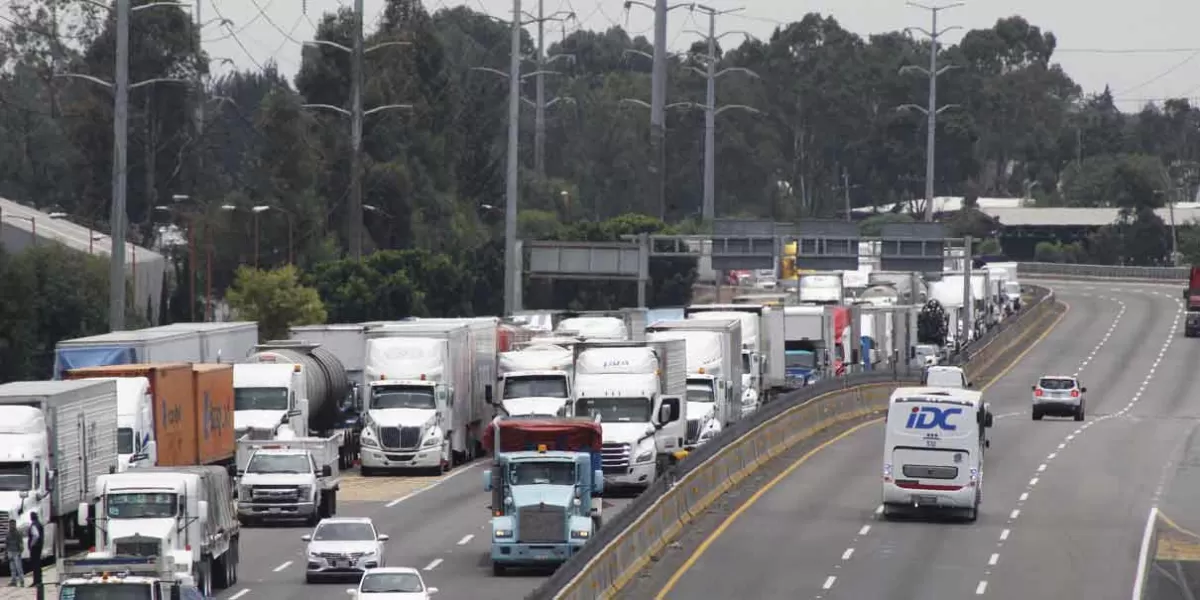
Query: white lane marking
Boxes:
[
  {"xmin": 229, "ymin": 590, "xmax": 250, "ymax": 600},
  {"xmin": 1131, "ymin": 506, "xmax": 1159, "ymax": 600},
  {"xmin": 1029, "ymin": 477, "xmax": 1039, "ymax": 486},
  {"xmin": 1009, "ymin": 509, "xmax": 1020, "ymax": 520},
  {"xmin": 1037, "ymin": 464, "xmax": 1047, "ymax": 472},
  {"xmin": 1058, "ymin": 443, "xmax": 1066, "ymax": 449},
  {"xmin": 976, "ymin": 580, "xmax": 988, "ymax": 595},
  {"xmin": 272, "ymin": 561, "xmax": 291, "ymax": 573},
  {"xmin": 457, "ymin": 534, "xmax": 474, "ymax": 546},
  {"xmin": 858, "ymin": 525, "xmax": 871, "ymax": 535},
  {"xmin": 875, "ymin": 504, "xmax": 884, "ymax": 515},
  {"xmin": 823, "ymin": 576, "xmax": 837, "ymax": 590},
  {"xmin": 988, "ymin": 553, "xmax": 999, "ymax": 566},
  {"xmin": 841, "ymin": 548, "xmax": 854, "ymax": 560},
  {"xmin": 1047, "ymin": 453, "xmax": 1056, "ymax": 460},
  {"xmin": 1018, "ymin": 492, "xmax": 1028, "ymax": 502},
  {"xmin": 386, "ymin": 462, "xmax": 486, "ymax": 507},
  {"xmin": 424, "ymin": 558, "xmax": 443, "ymax": 571},
  {"xmin": 1000, "ymin": 529, "xmax": 1010, "ymax": 541}
]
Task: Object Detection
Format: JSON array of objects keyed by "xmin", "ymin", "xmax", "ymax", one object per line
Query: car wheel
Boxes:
[
  {"xmin": 1074, "ymin": 405, "xmax": 1085, "ymax": 421},
  {"xmin": 493, "ymin": 563, "xmax": 506, "ymax": 576},
  {"xmin": 1032, "ymin": 409, "xmax": 1043, "ymax": 421}
]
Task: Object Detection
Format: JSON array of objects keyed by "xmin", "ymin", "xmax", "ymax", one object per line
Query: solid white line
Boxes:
[
  {"xmin": 988, "ymin": 553, "xmax": 999, "ymax": 566},
  {"xmin": 1131, "ymin": 506, "xmax": 1158, "ymax": 600},
  {"xmin": 386, "ymin": 462, "xmax": 485, "ymax": 507},
  {"xmin": 272, "ymin": 561, "xmax": 291, "ymax": 573},
  {"xmin": 841, "ymin": 548, "xmax": 854, "ymax": 560},
  {"xmin": 823, "ymin": 576, "xmax": 837, "ymax": 590},
  {"xmin": 424, "ymin": 558, "xmax": 443, "ymax": 571},
  {"xmin": 457, "ymin": 534, "xmax": 474, "ymax": 546},
  {"xmin": 229, "ymin": 590, "xmax": 250, "ymax": 600},
  {"xmin": 858, "ymin": 525, "xmax": 871, "ymax": 535},
  {"xmin": 1000, "ymin": 529, "xmax": 1010, "ymax": 541},
  {"xmin": 976, "ymin": 580, "xmax": 988, "ymax": 595}
]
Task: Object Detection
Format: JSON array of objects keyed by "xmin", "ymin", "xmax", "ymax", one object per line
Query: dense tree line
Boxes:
[{"xmin": 4, "ymin": 0, "xmax": 1200, "ymax": 379}]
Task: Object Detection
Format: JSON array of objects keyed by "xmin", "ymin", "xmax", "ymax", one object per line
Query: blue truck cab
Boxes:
[{"xmin": 481, "ymin": 417, "xmax": 604, "ymax": 576}]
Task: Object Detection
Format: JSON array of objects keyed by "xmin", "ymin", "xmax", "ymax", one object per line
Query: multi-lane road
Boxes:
[{"xmin": 624, "ymin": 279, "xmax": 1200, "ymax": 600}]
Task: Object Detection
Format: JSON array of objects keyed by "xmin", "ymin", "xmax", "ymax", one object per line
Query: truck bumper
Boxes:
[
  {"xmin": 491, "ymin": 542, "xmax": 586, "ymax": 565},
  {"xmin": 882, "ymin": 481, "xmax": 976, "ymax": 510},
  {"xmin": 238, "ymin": 501, "xmax": 318, "ymax": 519},
  {"xmin": 360, "ymin": 447, "xmax": 442, "ymax": 470},
  {"xmin": 603, "ymin": 462, "xmax": 655, "ymax": 489}
]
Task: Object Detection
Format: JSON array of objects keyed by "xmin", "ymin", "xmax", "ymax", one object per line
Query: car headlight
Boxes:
[
  {"xmin": 493, "ymin": 529, "xmax": 512, "ymax": 539},
  {"xmin": 570, "ymin": 530, "xmax": 590, "ymax": 539}
]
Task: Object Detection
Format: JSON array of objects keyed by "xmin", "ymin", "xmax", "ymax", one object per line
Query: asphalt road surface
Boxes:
[{"xmin": 626, "ymin": 279, "xmax": 1200, "ymax": 600}]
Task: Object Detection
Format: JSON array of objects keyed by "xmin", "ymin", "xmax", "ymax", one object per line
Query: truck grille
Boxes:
[
  {"xmin": 114, "ymin": 538, "xmax": 160, "ymax": 557},
  {"xmin": 252, "ymin": 486, "xmax": 300, "ymax": 501},
  {"xmin": 517, "ymin": 504, "xmax": 566, "ymax": 543},
  {"xmin": 601, "ymin": 443, "xmax": 630, "ymax": 474},
  {"xmin": 0, "ymin": 512, "xmax": 8, "ymax": 558},
  {"xmin": 379, "ymin": 426, "xmax": 422, "ymax": 449},
  {"xmin": 685, "ymin": 419, "xmax": 701, "ymax": 444}
]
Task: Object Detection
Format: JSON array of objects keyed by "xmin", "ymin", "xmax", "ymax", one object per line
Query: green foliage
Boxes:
[
  {"xmin": 1033, "ymin": 241, "xmax": 1087, "ymax": 263},
  {"xmin": 226, "ymin": 266, "xmax": 326, "ymax": 341}
]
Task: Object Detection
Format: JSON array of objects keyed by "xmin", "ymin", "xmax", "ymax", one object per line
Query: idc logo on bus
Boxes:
[{"xmin": 905, "ymin": 406, "xmax": 962, "ymax": 430}]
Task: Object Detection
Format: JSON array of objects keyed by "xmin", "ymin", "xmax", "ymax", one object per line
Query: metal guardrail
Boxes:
[
  {"xmin": 527, "ymin": 285, "xmax": 1058, "ymax": 600},
  {"xmin": 1017, "ymin": 262, "xmax": 1188, "ymax": 281}
]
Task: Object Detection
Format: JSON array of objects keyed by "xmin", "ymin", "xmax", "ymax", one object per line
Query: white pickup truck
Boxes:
[{"xmin": 235, "ymin": 436, "xmax": 341, "ymax": 526}]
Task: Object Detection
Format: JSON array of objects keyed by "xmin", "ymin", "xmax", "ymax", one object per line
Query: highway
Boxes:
[{"xmin": 623, "ymin": 280, "xmax": 1200, "ymax": 600}]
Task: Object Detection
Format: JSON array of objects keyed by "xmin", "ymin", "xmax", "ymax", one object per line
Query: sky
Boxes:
[{"xmin": 162, "ymin": 0, "xmax": 1200, "ymax": 112}]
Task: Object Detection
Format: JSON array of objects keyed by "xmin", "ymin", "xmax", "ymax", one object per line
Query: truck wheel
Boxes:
[
  {"xmin": 492, "ymin": 563, "xmax": 506, "ymax": 576},
  {"xmin": 361, "ymin": 466, "xmax": 376, "ymax": 477},
  {"xmin": 592, "ymin": 516, "xmax": 602, "ymax": 531},
  {"xmin": 198, "ymin": 561, "xmax": 213, "ymax": 598},
  {"xmin": 329, "ymin": 491, "xmax": 338, "ymax": 516},
  {"xmin": 230, "ymin": 540, "xmax": 240, "ymax": 584},
  {"xmin": 213, "ymin": 554, "xmax": 229, "ymax": 589}
]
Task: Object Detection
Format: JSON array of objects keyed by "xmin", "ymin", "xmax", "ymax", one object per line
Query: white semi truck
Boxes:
[
  {"xmin": 496, "ymin": 344, "xmax": 573, "ymax": 416},
  {"xmin": 552, "ymin": 309, "xmax": 648, "ymax": 341},
  {"xmin": 646, "ymin": 319, "xmax": 744, "ymax": 448},
  {"xmin": 56, "ymin": 555, "xmax": 203, "ymax": 600},
  {"xmin": 571, "ymin": 340, "xmax": 686, "ymax": 491},
  {"xmin": 80, "ymin": 465, "xmax": 239, "ymax": 597},
  {"xmin": 685, "ymin": 304, "xmax": 786, "ymax": 404},
  {"xmin": 235, "ymin": 436, "xmax": 340, "ymax": 526}
]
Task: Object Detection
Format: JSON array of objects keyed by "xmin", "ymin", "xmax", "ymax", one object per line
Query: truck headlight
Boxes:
[
  {"xmin": 635, "ymin": 449, "xmax": 654, "ymax": 463},
  {"xmin": 571, "ymin": 530, "xmax": 590, "ymax": 539},
  {"xmin": 239, "ymin": 485, "xmax": 253, "ymax": 498},
  {"xmin": 421, "ymin": 435, "xmax": 441, "ymax": 448},
  {"xmin": 699, "ymin": 429, "xmax": 718, "ymax": 441},
  {"xmin": 360, "ymin": 429, "xmax": 379, "ymax": 448},
  {"xmin": 493, "ymin": 529, "xmax": 512, "ymax": 539},
  {"xmin": 297, "ymin": 486, "xmax": 312, "ymax": 498}
]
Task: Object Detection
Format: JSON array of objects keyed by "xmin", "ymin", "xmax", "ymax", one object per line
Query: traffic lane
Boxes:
[
  {"xmin": 646, "ymin": 291, "xmax": 1093, "ymax": 599},
  {"xmin": 1145, "ymin": 423, "xmax": 1200, "ymax": 600}
]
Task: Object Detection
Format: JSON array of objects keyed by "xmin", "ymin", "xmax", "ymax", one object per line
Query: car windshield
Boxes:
[
  {"xmin": 235, "ymin": 387, "xmax": 288, "ymax": 411},
  {"xmin": 360, "ymin": 573, "xmax": 424, "ymax": 593},
  {"xmin": 370, "ymin": 386, "xmax": 436, "ymax": 410},
  {"xmin": 503, "ymin": 375, "xmax": 568, "ymax": 399},
  {"xmin": 246, "ymin": 454, "xmax": 310, "ymax": 474},
  {"xmin": 510, "ymin": 461, "xmax": 576, "ymax": 485},
  {"xmin": 106, "ymin": 493, "xmax": 177, "ymax": 519},
  {"xmin": 574, "ymin": 397, "xmax": 651, "ymax": 422},
  {"xmin": 687, "ymin": 387, "xmax": 714, "ymax": 403},
  {"xmin": 1039, "ymin": 378, "xmax": 1076, "ymax": 390},
  {"xmin": 59, "ymin": 583, "xmax": 153, "ymax": 599},
  {"xmin": 117, "ymin": 428, "xmax": 134, "ymax": 454},
  {"xmin": 313, "ymin": 522, "xmax": 376, "ymax": 541},
  {"xmin": 0, "ymin": 463, "xmax": 32, "ymax": 492}
]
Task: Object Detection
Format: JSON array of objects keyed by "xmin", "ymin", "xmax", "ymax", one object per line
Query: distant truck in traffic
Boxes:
[
  {"xmin": 497, "ymin": 344, "xmax": 574, "ymax": 417},
  {"xmin": 53, "ymin": 323, "xmax": 257, "ymax": 378},
  {"xmin": 79, "ymin": 465, "xmax": 239, "ymax": 597},
  {"xmin": 235, "ymin": 436, "xmax": 341, "ymax": 525},
  {"xmin": 56, "ymin": 555, "xmax": 204, "ymax": 600},
  {"xmin": 686, "ymin": 303, "xmax": 786, "ymax": 404},
  {"xmin": 65, "ymin": 363, "xmax": 236, "ymax": 470},
  {"xmin": 646, "ymin": 319, "xmax": 745, "ymax": 448},
  {"xmin": 552, "ymin": 309, "xmax": 647, "ymax": 342},
  {"xmin": 482, "ymin": 417, "xmax": 604, "ymax": 576},
  {"xmin": 1186, "ymin": 266, "xmax": 1200, "ymax": 337}
]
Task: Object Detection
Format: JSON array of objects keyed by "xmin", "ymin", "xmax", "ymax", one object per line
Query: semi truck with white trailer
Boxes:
[
  {"xmin": 79, "ymin": 465, "xmax": 239, "ymax": 597},
  {"xmin": 798, "ymin": 273, "xmax": 844, "ymax": 304},
  {"xmin": 234, "ymin": 341, "xmax": 360, "ymax": 469},
  {"xmin": 235, "ymin": 436, "xmax": 340, "ymax": 526},
  {"xmin": 571, "ymin": 340, "xmax": 685, "ymax": 491},
  {"xmin": 0, "ymin": 379, "xmax": 119, "ymax": 561},
  {"xmin": 288, "ymin": 324, "xmax": 368, "ymax": 385},
  {"xmin": 497, "ymin": 344, "xmax": 574, "ymax": 417},
  {"xmin": 646, "ymin": 319, "xmax": 744, "ymax": 447},
  {"xmin": 685, "ymin": 304, "xmax": 786, "ymax": 403},
  {"xmin": 150, "ymin": 322, "xmax": 258, "ymax": 363},
  {"xmin": 53, "ymin": 328, "xmax": 204, "ymax": 379},
  {"xmin": 553, "ymin": 309, "xmax": 648, "ymax": 342}
]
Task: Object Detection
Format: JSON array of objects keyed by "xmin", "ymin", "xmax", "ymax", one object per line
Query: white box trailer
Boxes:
[
  {"xmin": 151, "ymin": 322, "xmax": 259, "ymax": 363},
  {"xmin": 646, "ymin": 319, "xmax": 744, "ymax": 424},
  {"xmin": 52, "ymin": 329, "xmax": 203, "ymax": 379},
  {"xmin": 685, "ymin": 304, "xmax": 786, "ymax": 398},
  {"xmin": 289, "ymin": 324, "xmax": 368, "ymax": 382},
  {"xmin": 553, "ymin": 308, "xmax": 648, "ymax": 342}
]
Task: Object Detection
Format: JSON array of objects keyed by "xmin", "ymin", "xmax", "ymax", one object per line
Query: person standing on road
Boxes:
[
  {"xmin": 26, "ymin": 512, "xmax": 42, "ymax": 589},
  {"xmin": 6, "ymin": 518, "xmax": 23, "ymax": 587}
]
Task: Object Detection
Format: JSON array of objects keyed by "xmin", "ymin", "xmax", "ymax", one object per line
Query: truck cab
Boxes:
[
  {"xmin": 56, "ymin": 555, "xmax": 202, "ymax": 600},
  {"xmin": 0, "ymin": 406, "xmax": 51, "ymax": 560},
  {"xmin": 497, "ymin": 345, "xmax": 574, "ymax": 417},
  {"xmin": 232, "ymin": 363, "xmax": 308, "ymax": 440},
  {"xmin": 110, "ymin": 378, "xmax": 155, "ymax": 470},
  {"xmin": 236, "ymin": 438, "xmax": 339, "ymax": 525},
  {"xmin": 482, "ymin": 418, "xmax": 604, "ymax": 576},
  {"xmin": 360, "ymin": 337, "xmax": 452, "ymax": 474}
]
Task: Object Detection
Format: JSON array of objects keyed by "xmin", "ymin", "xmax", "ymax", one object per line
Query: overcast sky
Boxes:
[{"xmin": 191, "ymin": 0, "xmax": 1200, "ymax": 112}]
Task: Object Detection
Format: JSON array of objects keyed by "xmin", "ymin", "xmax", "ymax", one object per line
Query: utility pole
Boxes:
[
  {"xmin": 688, "ymin": 4, "xmax": 759, "ymax": 223},
  {"xmin": 503, "ymin": 0, "xmax": 522, "ymax": 316},
  {"xmin": 843, "ymin": 169, "xmax": 852, "ymax": 221},
  {"xmin": 898, "ymin": 1, "xmax": 962, "ymax": 222}
]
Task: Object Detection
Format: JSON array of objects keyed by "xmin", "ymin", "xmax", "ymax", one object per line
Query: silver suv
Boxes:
[{"xmin": 1032, "ymin": 376, "xmax": 1086, "ymax": 421}]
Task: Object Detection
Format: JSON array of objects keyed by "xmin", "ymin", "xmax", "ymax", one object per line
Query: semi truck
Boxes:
[
  {"xmin": 645, "ymin": 319, "xmax": 744, "ymax": 448},
  {"xmin": 235, "ymin": 436, "xmax": 341, "ymax": 525},
  {"xmin": 552, "ymin": 309, "xmax": 648, "ymax": 342},
  {"xmin": 150, "ymin": 322, "xmax": 259, "ymax": 363},
  {"xmin": 78, "ymin": 465, "xmax": 239, "ymax": 597},
  {"xmin": 56, "ymin": 555, "xmax": 203, "ymax": 600},
  {"xmin": 1186, "ymin": 266, "xmax": 1200, "ymax": 337},
  {"xmin": 0, "ymin": 379, "xmax": 118, "ymax": 561},
  {"xmin": 53, "ymin": 328, "xmax": 204, "ymax": 379},
  {"xmin": 685, "ymin": 303, "xmax": 786, "ymax": 403},
  {"xmin": 288, "ymin": 324, "xmax": 368, "ymax": 390},
  {"xmin": 482, "ymin": 417, "xmax": 604, "ymax": 576},
  {"xmin": 64, "ymin": 363, "xmax": 236, "ymax": 470},
  {"xmin": 782, "ymin": 305, "xmax": 824, "ymax": 384},
  {"xmin": 571, "ymin": 340, "xmax": 685, "ymax": 491},
  {"xmin": 360, "ymin": 321, "xmax": 484, "ymax": 471},
  {"xmin": 798, "ymin": 272, "xmax": 844, "ymax": 304},
  {"xmin": 235, "ymin": 341, "xmax": 360, "ymax": 469},
  {"xmin": 497, "ymin": 345, "xmax": 574, "ymax": 417}
]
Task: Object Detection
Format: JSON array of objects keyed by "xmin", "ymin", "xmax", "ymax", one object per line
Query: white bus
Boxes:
[{"xmin": 881, "ymin": 386, "xmax": 993, "ymax": 521}]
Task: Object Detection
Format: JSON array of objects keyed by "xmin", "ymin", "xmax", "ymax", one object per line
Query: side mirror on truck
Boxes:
[
  {"xmin": 483, "ymin": 469, "xmax": 492, "ymax": 492},
  {"xmin": 197, "ymin": 501, "xmax": 209, "ymax": 528},
  {"xmin": 321, "ymin": 465, "xmax": 333, "ymax": 478},
  {"xmin": 984, "ymin": 411, "xmax": 994, "ymax": 428},
  {"xmin": 485, "ymin": 385, "xmax": 494, "ymax": 405},
  {"xmin": 659, "ymin": 396, "xmax": 681, "ymax": 424},
  {"xmin": 76, "ymin": 503, "xmax": 89, "ymax": 527},
  {"xmin": 593, "ymin": 471, "xmax": 604, "ymax": 495}
]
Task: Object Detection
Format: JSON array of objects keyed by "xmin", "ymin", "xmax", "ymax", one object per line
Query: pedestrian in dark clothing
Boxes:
[
  {"xmin": 5, "ymin": 519, "xmax": 22, "ymax": 587},
  {"xmin": 26, "ymin": 513, "xmax": 41, "ymax": 589}
]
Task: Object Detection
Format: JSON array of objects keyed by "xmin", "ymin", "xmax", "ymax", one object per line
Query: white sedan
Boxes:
[{"xmin": 348, "ymin": 567, "xmax": 438, "ymax": 599}]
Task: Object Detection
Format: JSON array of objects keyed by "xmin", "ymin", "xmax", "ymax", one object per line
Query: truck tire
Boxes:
[
  {"xmin": 213, "ymin": 553, "xmax": 228, "ymax": 589},
  {"xmin": 492, "ymin": 563, "xmax": 506, "ymax": 576},
  {"xmin": 329, "ymin": 490, "xmax": 338, "ymax": 516},
  {"xmin": 361, "ymin": 466, "xmax": 377, "ymax": 477},
  {"xmin": 197, "ymin": 559, "xmax": 213, "ymax": 598},
  {"xmin": 229, "ymin": 539, "xmax": 240, "ymax": 585}
]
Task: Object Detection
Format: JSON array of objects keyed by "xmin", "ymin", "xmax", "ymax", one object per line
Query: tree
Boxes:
[
  {"xmin": 917, "ymin": 300, "xmax": 948, "ymax": 346},
  {"xmin": 226, "ymin": 266, "xmax": 326, "ymax": 341}
]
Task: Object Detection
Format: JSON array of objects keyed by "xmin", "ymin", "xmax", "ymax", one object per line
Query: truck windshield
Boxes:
[
  {"xmin": 574, "ymin": 397, "xmax": 651, "ymax": 423},
  {"xmin": 0, "ymin": 463, "xmax": 32, "ymax": 492},
  {"xmin": 510, "ymin": 461, "xmax": 576, "ymax": 485},
  {"xmin": 785, "ymin": 351, "xmax": 816, "ymax": 370},
  {"xmin": 686, "ymin": 387, "xmax": 714, "ymax": 403},
  {"xmin": 235, "ymin": 387, "xmax": 288, "ymax": 411},
  {"xmin": 106, "ymin": 493, "xmax": 177, "ymax": 519},
  {"xmin": 117, "ymin": 428, "xmax": 134, "ymax": 454},
  {"xmin": 59, "ymin": 583, "xmax": 153, "ymax": 599},
  {"xmin": 370, "ymin": 386, "xmax": 436, "ymax": 410},
  {"xmin": 246, "ymin": 454, "xmax": 311, "ymax": 474},
  {"xmin": 503, "ymin": 375, "xmax": 568, "ymax": 399}
]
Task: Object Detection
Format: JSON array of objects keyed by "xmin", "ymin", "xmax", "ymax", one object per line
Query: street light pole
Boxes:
[
  {"xmin": 503, "ymin": 0, "xmax": 521, "ymax": 316},
  {"xmin": 109, "ymin": 0, "xmax": 130, "ymax": 330}
]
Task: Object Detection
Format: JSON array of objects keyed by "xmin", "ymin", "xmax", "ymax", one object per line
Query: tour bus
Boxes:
[{"xmin": 881, "ymin": 386, "xmax": 993, "ymax": 521}]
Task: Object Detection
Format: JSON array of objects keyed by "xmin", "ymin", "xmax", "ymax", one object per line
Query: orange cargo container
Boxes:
[
  {"xmin": 192, "ymin": 363, "xmax": 235, "ymax": 466},
  {"xmin": 64, "ymin": 363, "xmax": 197, "ymax": 465}
]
